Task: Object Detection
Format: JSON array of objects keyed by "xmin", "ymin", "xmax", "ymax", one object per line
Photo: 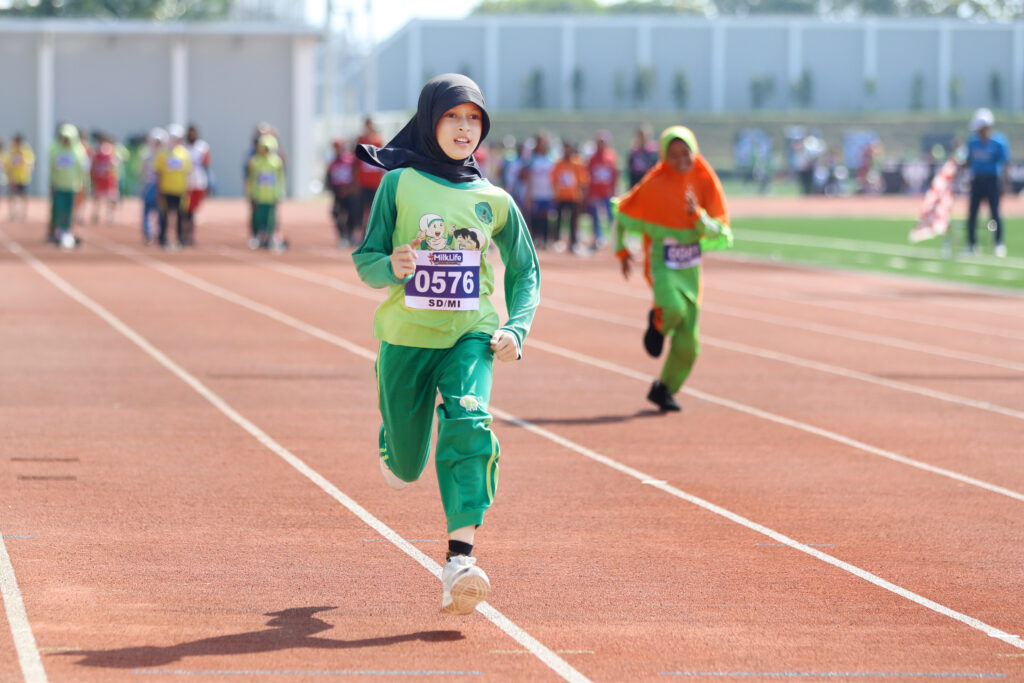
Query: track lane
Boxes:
[
  {"xmin": 46, "ymin": 225, "xmax": 1024, "ymax": 679},
  {"xmin": 1, "ymin": 230, "xmax": 587, "ymax": 682},
  {"xmin": 4, "ymin": 205, "xmax": 1019, "ymax": 679}
]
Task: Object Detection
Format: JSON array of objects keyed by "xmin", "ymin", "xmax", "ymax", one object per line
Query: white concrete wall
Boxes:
[
  {"xmin": 0, "ymin": 20, "xmax": 319, "ymax": 197},
  {"xmin": 374, "ymin": 16, "xmax": 1024, "ymax": 115}
]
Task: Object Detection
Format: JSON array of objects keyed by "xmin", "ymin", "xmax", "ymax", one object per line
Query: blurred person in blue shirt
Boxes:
[{"xmin": 963, "ymin": 108, "xmax": 1011, "ymax": 257}]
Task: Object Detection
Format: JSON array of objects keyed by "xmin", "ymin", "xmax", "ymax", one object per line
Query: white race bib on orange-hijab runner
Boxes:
[
  {"xmin": 404, "ymin": 250, "xmax": 481, "ymax": 310},
  {"xmin": 663, "ymin": 238, "xmax": 701, "ymax": 270}
]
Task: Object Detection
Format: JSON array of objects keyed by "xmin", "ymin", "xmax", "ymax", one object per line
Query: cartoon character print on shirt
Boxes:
[
  {"xmin": 416, "ymin": 213, "xmax": 452, "ymax": 250},
  {"xmin": 452, "ymin": 227, "xmax": 486, "ymax": 251}
]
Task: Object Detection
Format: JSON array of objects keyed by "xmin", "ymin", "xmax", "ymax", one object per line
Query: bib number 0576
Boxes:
[{"xmin": 404, "ymin": 250, "xmax": 481, "ymax": 310}]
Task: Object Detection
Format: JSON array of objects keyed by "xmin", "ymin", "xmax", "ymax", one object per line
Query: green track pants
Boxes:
[
  {"xmin": 376, "ymin": 332, "xmax": 499, "ymax": 532},
  {"xmin": 652, "ymin": 268, "xmax": 701, "ymax": 394}
]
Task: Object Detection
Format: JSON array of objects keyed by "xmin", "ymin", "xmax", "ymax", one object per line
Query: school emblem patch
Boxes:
[{"xmin": 474, "ymin": 202, "xmax": 494, "ymax": 225}]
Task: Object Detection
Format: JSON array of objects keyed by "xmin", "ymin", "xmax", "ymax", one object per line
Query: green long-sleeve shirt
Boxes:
[{"xmin": 353, "ymin": 168, "xmax": 540, "ymax": 351}]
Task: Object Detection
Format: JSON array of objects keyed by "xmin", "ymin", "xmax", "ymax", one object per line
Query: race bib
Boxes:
[
  {"xmin": 404, "ymin": 250, "xmax": 480, "ymax": 311},
  {"xmin": 592, "ymin": 166, "xmax": 613, "ymax": 183},
  {"xmin": 258, "ymin": 171, "xmax": 276, "ymax": 186},
  {"xmin": 663, "ymin": 238, "xmax": 701, "ymax": 270},
  {"xmin": 330, "ymin": 166, "xmax": 353, "ymax": 184}
]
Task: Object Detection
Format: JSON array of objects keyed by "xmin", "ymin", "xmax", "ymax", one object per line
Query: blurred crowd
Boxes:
[
  {"xmin": 735, "ymin": 125, "xmax": 1023, "ymax": 199},
  {"xmin": 325, "ymin": 122, "xmax": 666, "ymax": 256},
  {"xmin": 0, "ymin": 120, "xmax": 298, "ymax": 253}
]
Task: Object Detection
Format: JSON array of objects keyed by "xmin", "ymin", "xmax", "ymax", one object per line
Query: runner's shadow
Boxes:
[
  {"xmin": 508, "ymin": 409, "xmax": 667, "ymax": 426},
  {"xmin": 57, "ymin": 606, "xmax": 464, "ymax": 669}
]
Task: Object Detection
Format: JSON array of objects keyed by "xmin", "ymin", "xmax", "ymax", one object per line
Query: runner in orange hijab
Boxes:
[{"xmin": 612, "ymin": 125, "xmax": 733, "ymax": 411}]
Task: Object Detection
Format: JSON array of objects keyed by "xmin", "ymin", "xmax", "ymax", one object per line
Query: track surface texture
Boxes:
[{"xmin": 2, "ymin": 195, "xmax": 1023, "ymax": 682}]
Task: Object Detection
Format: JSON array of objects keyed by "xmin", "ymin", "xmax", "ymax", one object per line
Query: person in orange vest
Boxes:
[{"xmin": 551, "ymin": 140, "xmax": 589, "ymax": 255}]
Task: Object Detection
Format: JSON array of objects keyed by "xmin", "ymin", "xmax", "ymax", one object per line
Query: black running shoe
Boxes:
[
  {"xmin": 647, "ymin": 380, "xmax": 681, "ymax": 412},
  {"xmin": 644, "ymin": 309, "xmax": 664, "ymax": 358}
]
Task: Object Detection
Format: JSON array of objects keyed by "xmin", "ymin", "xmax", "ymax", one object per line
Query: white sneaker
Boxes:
[
  {"xmin": 995, "ymin": 244, "xmax": 1007, "ymax": 258},
  {"xmin": 247, "ymin": 237, "xmax": 260, "ymax": 250},
  {"xmin": 440, "ymin": 555, "xmax": 490, "ymax": 615},
  {"xmin": 379, "ymin": 457, "xmax": 408, "ymax": 490}
]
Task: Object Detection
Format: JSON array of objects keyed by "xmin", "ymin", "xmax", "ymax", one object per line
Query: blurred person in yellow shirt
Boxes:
[
  {"xmin": 49, "ymin": 124, "xmax": 88, "ymax": 248},
  {"xmin": 245, "ymin": 134, "xmax": 286, "ymax": 251},
  {"xmin": 154, "ymin": 124, "xmax": 192, "ymax": 249},
  {"xmin": 5, "ymin": 134, "xmax": 35, "ymax": 222}
]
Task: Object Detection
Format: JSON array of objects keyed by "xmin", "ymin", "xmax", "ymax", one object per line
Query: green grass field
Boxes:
[{"xmin": 728, "ymin": 216, "xmax": 1024, "ymax": 292}]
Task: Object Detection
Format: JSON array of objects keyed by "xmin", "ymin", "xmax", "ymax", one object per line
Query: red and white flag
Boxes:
[{"xmin": 909, "ymin": 158, "xmax": 958, "ymax": 243}]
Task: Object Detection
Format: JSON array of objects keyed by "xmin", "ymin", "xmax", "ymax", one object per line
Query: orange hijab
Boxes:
[{"xmin": 616, "ymin": 126, "xmax": 728, "ymax": 230}]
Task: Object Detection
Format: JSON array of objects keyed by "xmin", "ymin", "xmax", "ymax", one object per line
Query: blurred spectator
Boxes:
[
  {"xmin": 820, "ymin": 152, "xmax": 847, "ymax": 196},
  {"xmin": 856, "ymin": 140, "xmax": 882, "ymax": 195},
  {"xmin": 89, "ymin": 131, "xmax": 121, "ymax": 225},
  {"xmin": 183, "ymin": 123, "xmax": 211, "ymax": 246},
  {"xmin": 5, "ymin": 133, "xmax": 35, "ymax": 222},
  {"xmin": 325, "ymin": 137, "xmax": 358, "ymax": 247},
  {"xmin": 499, "ymin": 136, "xmax": 528, "ymax": 208},
  {"xmin": 155, "ymin": 124, "xmax": 192, "ymax": 250},
  {"xmin": 792, "ymin": 134, "xmax": 824, "ymax": 195},
  {"xmin": 962, "ymin": 108, "xmax": 1010, "ymax": 257},
  {"xmin": 586, "ymin": 130, "xmax": 618, "ymax": 248},
  {"xmin": 356, "ymin": 116, "xmax": 385, "ymax": 233},
  {"xmin": 901, "ymin": 158, "xmax": 931, "ymax": 195},
  {"xmin": 627, "ymin": 125, "xmax": 659, "ymax": 188},
  {"xmin": 139, "ymin": 128, "xmax": 166, "ymax": 244},
  {"xmin": 247, "ymin": 134, "xmax": 287, "ymax": 252},
  {"xmin": 734, "ymin": 128, "xmax": 773, "ymax": 194},
  {"xmin": 551, "ymin": 140, "xmax": 589, "ymax": 255},
  {"xmin": 48, "ymin": 123, "xmax": 87, "ymax": 248},
  {"xmin": 523, "ymin": 133, "xmax": 555, "ymax": 249}
]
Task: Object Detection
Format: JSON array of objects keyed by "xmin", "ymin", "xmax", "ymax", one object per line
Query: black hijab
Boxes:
[{"xmin": 356, "ymin": 73, "xmax": 491, "ymax": 183}]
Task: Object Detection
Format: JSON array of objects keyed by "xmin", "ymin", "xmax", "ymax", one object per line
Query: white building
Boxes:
[
  {"xmin": 371, "ymin": 16, "xmax": 1024, "ymax": 115},
  {"xmin": 0, "ymin": 19, "xmax": 319, "ymax": 197}
]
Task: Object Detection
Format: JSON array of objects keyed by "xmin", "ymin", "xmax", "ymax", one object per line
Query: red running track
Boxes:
[{"xmin": 1, "ymin": 197, "xmax": 1022, "ymax": 682}]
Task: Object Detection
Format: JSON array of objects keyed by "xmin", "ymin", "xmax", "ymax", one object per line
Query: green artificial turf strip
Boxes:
[{"xmin": 729, "ymin": 217, "xmax": 1024, "ymax": 291}]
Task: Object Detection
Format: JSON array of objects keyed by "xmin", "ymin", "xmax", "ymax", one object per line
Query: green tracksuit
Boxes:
[
  {"xmin": 613, "ymin": 205, "xmax": 732, "ymax": 393},
  {"xmin": 353, "ymin": 168, "xmax": 539, "ymax": 531}
]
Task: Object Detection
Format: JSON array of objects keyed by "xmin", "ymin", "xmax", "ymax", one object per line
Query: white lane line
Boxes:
[
  {"xmin": 83, "ymin": 237, "xmax": 1024, "ymax": 653},
  {"xmin": 708, "ymin": 281, "xmax": 1024, "ymax": 343},
  {"xmin": 530, "ymin": 338, "xmax": 1024, "ymax": 504},
  {"xmin": 540, "ymin": 270, "xmax": 1024, "ymax": 373},
  {"xmin": 705, "ymin": 302, "xmax": 1024, "ymax": 372},
  {"xmin": 0, "ymin": 535, "xmax": 48, "ymax": 683},
  {"xmin": 731, "ymin": 229, "xmax": 1024, "ymax": 271},
  {"xmin": 494, "ymin": 401, "xmax": 1024, "ymax": 652},
  {"xmin": 202, "ymin": 245, "xmax": 1024, "ymax": 502},
  {"xmin": 539, "ymin": 297, "xmax": 1024, "ymax": 423},
  {"xmin": 713, "ymin": 252, "xmax": 1024, "ymax": 320},
  {"xmin": 2, "ymin": 235, "xmax": 590, "ymax": 683}
]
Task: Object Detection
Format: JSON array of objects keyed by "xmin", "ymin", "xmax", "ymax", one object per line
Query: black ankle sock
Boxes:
[{"xmin": 446, "ymin": 540, "xmax": 473, "ymax": 561}]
